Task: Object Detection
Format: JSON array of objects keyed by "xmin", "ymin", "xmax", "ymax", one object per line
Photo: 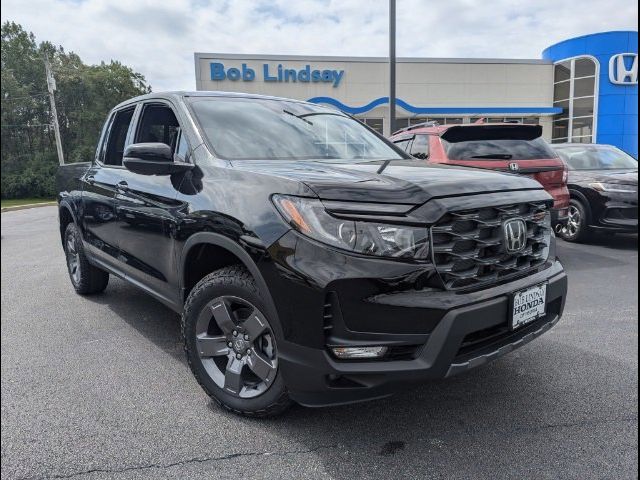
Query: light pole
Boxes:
[{"xmin": 389, "ymin": 0, "xmax": 396, "ymax": 135}]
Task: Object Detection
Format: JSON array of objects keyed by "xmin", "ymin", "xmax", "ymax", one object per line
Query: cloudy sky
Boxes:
[{"xmin": 2, "ymin": 0, "xmax": 638, "ymax": 90}]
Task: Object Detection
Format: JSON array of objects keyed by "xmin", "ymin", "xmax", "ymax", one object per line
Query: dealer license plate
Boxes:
[{"xmin": 511, "ymin": 283, "xmax": 547, "ymax": 330}]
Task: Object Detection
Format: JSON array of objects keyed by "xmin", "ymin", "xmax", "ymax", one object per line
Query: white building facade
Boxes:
[{"xmin": 194, "ymin": 53, "xmax": 558, "ymax": 138}]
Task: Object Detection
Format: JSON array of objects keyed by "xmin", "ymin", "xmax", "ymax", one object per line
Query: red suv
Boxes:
[{"xmin": 390, "ymin": 122, "xmax": 569, "ymax": 227}]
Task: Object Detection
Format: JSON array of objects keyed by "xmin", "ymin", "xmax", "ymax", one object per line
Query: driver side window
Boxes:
[{"xmin": 136, "ymin": 104, "xmax": 183, "ymax": 155}]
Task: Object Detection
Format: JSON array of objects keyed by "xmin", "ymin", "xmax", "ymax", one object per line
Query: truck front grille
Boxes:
[{"xmin": 431, "ymin": 202, "xmax": 551, "ymax": 290}]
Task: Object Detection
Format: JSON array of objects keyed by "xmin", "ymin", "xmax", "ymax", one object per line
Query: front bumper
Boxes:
[
  {"xmin": 594, "ymin": 203, "xmax": 638, "ymax": 233},
  {"xmin": 265, "ymin": 232, "xmax": 568, "ymax": 407},
  {"xmin": 583, "ymin": 188, "xmax": 638, "ymax": 233}
]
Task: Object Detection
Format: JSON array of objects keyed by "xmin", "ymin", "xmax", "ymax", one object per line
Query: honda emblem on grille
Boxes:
[
  {"xmin": 503, "ymin": 218, "xmax": 527, "ymax": 253},
  {"xmin": 508, "ymin": 162, "xmax": 520, "ymax": 172}
]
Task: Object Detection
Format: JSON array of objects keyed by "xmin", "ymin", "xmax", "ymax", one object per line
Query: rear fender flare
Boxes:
[{"xmin": 58, "ymin": 199, "xmax": 79, "ymax": 244}]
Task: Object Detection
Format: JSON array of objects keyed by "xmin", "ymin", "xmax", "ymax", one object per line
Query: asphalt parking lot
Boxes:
[{"xmin": 1, "ymin": 206, "xmax": 638, "ymax": 480}]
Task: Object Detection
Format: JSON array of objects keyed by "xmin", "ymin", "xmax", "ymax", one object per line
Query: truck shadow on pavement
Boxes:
[
  {"xmin": 84, "ymin": 279, "xmax": 185, "ymax": 363},
  {"xmin": 262, "ymin": 339, "xmax": 637, "ymax": 479},
  {"xmin": 570, "ymin": 232, "xmax": 638, "ymax": 250},
  {"xmin": 81, "ymin": 274, "xmax": 637, "ymax": 479}
]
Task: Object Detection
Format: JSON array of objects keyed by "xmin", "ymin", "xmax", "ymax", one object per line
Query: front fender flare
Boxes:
[
  {"xmin": 569, "ymin": 188, "xmax": 593, "ymax": 224},
  {"xmin": 178, "ymin": 232, "xmax": 282, "ymax": 336}
]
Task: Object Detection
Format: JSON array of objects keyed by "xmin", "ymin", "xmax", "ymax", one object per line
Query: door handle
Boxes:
[{"xmin": 116, "ymin": 181, "xmax": 129, "ymax": 193}]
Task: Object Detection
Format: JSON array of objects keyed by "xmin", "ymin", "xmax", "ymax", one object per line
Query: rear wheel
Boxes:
[
  {"xmin": 560, "ymin": 199, "xmax": 590, "ymax": 242},
  {"xmin": 64, "ymin": 223, "xmax": 109, "ymax": 294},
  {"xmin": 182, "ymin": 266, "xmax": 292, "ymax": 417}
]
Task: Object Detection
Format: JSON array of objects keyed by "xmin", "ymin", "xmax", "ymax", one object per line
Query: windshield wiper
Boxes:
[
  {"xmin": 377, "ymin": 159, "xmax": 392, "ymax": 174},
  {"xmin": 470, "ymin": 154, "xmax": 513, "ymax": 159},
  {"xmin": 283, "ymin": 109, "xmax": 313, "ymax": 126}
]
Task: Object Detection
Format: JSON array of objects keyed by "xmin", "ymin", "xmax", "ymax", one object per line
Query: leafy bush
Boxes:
[
  {"xmin": 1, "ymin": 152, "xmax": 58, "ymax": 198},
  {"xmin": 1, "ymin": 21, "xmax": 152, "ymax": 199}
]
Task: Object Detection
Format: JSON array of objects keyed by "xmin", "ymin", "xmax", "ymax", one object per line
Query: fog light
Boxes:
[{"xmin": 330, "ymin": 346, "xmax": 388, "ymax": 359}]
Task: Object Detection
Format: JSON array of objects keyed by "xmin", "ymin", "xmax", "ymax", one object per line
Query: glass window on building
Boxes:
[
  {"xmin": 393, "ymin": 118, "xmax": 410, "ymax": 132},
  {"xmin": 409, "ymin": 118, "xmax": 428, "ymax": 126},
  {"xmin": 422, "ymin": 117, "xmax": 463, "ymax": 125},
  {"xmin": 555, "ymin": 61, "xmax": 571, "ymax": 82},
  {"xmin": 475, "ymin": 117, "xmax": 540, "ymax": 125},
  {"xmin": 362, "ymin": 118, "xmax": 384, "ymax": 135},
  {"xmin": 552, "ymin": 56, "xmax": 598, "ymax": 144},
  {"xmin": 394, "ymin": 117, "xmax": 454, "ymax": 130}
]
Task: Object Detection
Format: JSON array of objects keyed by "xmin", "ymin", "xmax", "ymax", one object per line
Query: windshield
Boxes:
[
  {"xmin": 442, "ymin": 137, "xmax": 558, "ymax": 161},
  {"xmin": 188, "ymin": 97, "xmax": 403, "ymax": 161},
  {"xmin": 555, "ymin": 145, "xmax": 638, "ymax": 170}
]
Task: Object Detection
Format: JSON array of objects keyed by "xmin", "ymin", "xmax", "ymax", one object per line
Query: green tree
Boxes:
[{"xmin": 1, "ymin": 21, "xmax": 152, "ymax": 198}]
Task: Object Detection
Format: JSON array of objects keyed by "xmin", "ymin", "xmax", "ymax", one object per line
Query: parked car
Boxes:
[
  {"xmin": 389, "ymin": 122, "xmax": 570, "ymax": 229},
  {"xmin": 551, "ymin": 143, "xmax": 638, "ymax": 242},
  {"xmin": 57, "ymin": 92, "xmax": 567, "ymax": 417}
]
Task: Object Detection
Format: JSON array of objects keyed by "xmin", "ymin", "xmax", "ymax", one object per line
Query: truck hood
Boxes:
[{"xmin": 231, "ymin": 159, "xmax": 544, "ymax": 204}]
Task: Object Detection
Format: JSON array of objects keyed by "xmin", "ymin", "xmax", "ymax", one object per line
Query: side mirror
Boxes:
[{"xmin": 123, "ymin": 143, "xmax": 193, "ymax": 175}]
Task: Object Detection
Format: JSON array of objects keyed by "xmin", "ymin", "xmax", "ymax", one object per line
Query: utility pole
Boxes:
[
  {"xmin": 44, "ymin": 54, "xmax": 64, "ymax": 165},
  {"xmin": 388, "ymin": 0, "xmax": 397, "ymax": 136}
]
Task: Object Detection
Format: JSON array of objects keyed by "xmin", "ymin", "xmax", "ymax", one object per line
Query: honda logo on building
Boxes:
[
  {"xmin": 503, "ymin": 218, "xmax": 527, "ymax": 253},
  {"xmin": 609, "ymin": 53, "xmax": 638, "ymax": 85}
]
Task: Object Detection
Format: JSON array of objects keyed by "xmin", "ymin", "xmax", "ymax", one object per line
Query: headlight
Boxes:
[
  {"xmin": 272, "ymin": 195, "xmax": 430, "ymax": 260},
  {"xmin": 589, "ymin": 182, "xmax": 637, "ymax": 193}
]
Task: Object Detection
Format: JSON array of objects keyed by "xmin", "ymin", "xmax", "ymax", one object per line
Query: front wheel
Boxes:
[
  {"xmin": 559, "ymin": 199, "xmax": 590, "ymax": 242},
  {"xmin": 182, "ymin": 266, "xmax": 292, "ymax": 417}
]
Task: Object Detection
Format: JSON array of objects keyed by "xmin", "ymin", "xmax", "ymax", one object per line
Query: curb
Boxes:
[{"xmin": 1, "ymin": 202, "xmax": 56, "ymax": 213}]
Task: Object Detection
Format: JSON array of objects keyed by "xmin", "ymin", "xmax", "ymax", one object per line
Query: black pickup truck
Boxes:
[{"xmin": 57, "ymin": 92, "xmax": 568, "ymax": 417}]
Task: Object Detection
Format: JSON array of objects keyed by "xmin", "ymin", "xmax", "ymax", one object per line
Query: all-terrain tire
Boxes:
[
  {"xmin": 64, "ymin": 222, "xmax": 109, "ymax": 294},
  {"xmin": 182, "ymin": 265, "xmax": 293, "ymax": 417}
]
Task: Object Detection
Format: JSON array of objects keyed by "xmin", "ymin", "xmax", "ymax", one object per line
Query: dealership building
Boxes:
[{"xmin": 195, "ymin": 31, "xmax": 638, "ymax": 157}]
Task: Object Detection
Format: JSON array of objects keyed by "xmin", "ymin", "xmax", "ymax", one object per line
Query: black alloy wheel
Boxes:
[
  {"xmin": 560, "ymin": 199, "xmax": 590, "ymax": 242},
  {"xmin": 196, "ymin": 295, "xmax": 278, "ymax": 398},
  {"xmin": 182, "ymin": 266, "xmax": 292, "ymax": 417},
  {"xmin": 66, "ymin": 231, "xmax": 81, "ymax": 285}
]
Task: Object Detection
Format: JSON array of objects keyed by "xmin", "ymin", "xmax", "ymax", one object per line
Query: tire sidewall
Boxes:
[
  {"xmin": 561, "ymin": 199, "xmax": 589, "ymax": 242},
  {"xmin": 182, "ymin": 271, "xmax": 288, "ymax": 414},
  {"xmin": 64, "ymin": 223, "xmax": 81, "ymax": 289}
]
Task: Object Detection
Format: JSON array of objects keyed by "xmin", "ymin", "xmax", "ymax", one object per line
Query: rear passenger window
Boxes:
[
  {"xmin": 410, "ymin": 135, "xmax": 429, "ymax": 159},
  {"xmin": 104, "ymin": 107, "xmax": 135, "ymax": 166}
]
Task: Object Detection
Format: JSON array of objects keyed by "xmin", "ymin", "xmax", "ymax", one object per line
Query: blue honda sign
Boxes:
[{"xmin": 543, "ymin": 31, "xmax": 638, "ymax": 157}]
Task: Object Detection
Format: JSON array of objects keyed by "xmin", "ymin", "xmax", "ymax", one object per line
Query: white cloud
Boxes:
[{"xmin": 1, "ymin": 0, "xmax": 637, "ymax": 90}]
